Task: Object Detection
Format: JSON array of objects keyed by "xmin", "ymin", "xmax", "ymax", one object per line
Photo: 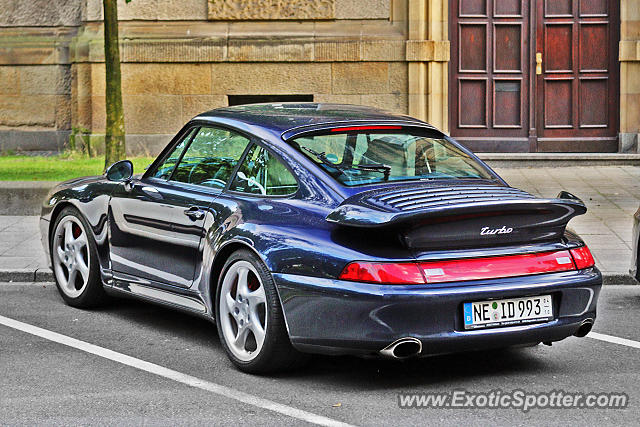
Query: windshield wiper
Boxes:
[
  {"xmin": 301, "ymin": 147, "xmax": 346, "ymax": 173},
  {"xmin": 355, "ymin": 163, "xmax": 391, "ymax": 180},
  {"xmin": 302, "ymin": 147, "xmax": 392, "ymax": 181}
]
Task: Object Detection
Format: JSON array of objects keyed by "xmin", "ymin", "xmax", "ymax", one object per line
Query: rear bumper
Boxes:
[{"xmin": 273, "ymin": 268, "xmax": 602, "ymax": 356}]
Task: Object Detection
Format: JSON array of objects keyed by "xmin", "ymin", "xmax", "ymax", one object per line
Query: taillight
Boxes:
[
  {"xmin": 418, "ymin": 250, "xmax": 576, "ymax": 284},
  {"xmin": 330, "ymin": 125, "xmax": 402, "ymax": 132},
  {"xmin": 570, "ymin": 246, "xmax": 595, "ymax": 269},
  {"xmin": 339, "ymin": 250, "xmax": 581, "ymax": 285},
  {"xmin": 338, "ymin": 262, "xmax": 424, "ymax": 284}
]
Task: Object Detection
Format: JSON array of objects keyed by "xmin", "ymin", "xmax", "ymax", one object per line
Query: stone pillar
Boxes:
[
  {"xmin": 619, "ymin": 0, "xmax": 640, "ymax": 152},
  {"xmin": 406, "ymin": 0, "xmax": 449, "ymax": 131}
]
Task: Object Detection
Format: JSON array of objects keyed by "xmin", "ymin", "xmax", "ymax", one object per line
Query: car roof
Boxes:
[{"xmin": 193, "ymin": 103, "xmax": 438, "ymax": 137}]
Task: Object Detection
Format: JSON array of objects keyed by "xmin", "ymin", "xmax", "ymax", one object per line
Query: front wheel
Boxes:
[
  {"xmin": 215, "ymin": 249, "xmax": 306, "ymax": 373},
  {"xmin": 50, "ymin": 207, "xmax": 107, "ymax": 308}
]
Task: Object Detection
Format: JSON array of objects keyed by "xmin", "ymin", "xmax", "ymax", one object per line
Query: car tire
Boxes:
[
  {"xmin": 50, "ymin": 206, "xmax": 108, "ymax": 308},
  {"xmin": 215, "ymin": 249, "xmax": 307, "ymax": 374}
]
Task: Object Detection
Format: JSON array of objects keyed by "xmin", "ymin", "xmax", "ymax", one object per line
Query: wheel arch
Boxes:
[
  {"xmin": 207, "ymin": 239, "xmax": 284, "ymax": 320},
  {"xmin": 207, "ymin": 238, "xmax": 296, "ymax": 359},
  {"xmin": 48, "ymin": 201, "xmax": 78, "ymax": 244},
  {"xmin": 209, "ymin": 241, "xmax": 264, "ymax": 300}
]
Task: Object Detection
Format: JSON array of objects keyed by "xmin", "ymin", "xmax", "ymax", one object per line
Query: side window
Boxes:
[
  {"xmin": 230, "ymin": 145, "xmax": 298, "ymax": 196},
  {"xmin": 171, "ymin": 127, "xmax": 251, "ymax": 189},
  {"xmin": 150, "ymin": 128, "xmax": 196, "ymax": 179}
]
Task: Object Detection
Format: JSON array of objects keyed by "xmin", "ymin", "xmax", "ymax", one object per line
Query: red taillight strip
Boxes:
[
  {"xmin": 569, "ymin": 246, "xmax": 595, "ymax": 270},
  {"xmin": 338, "ymin": 249, "xmax": 587, "ymax": 285},
  {"xmin": 418, "ymin": 250, "xmax": 576, "ymax": 284},
  {"xmin": 338, "ymin": 262, "xmax": 424, "ymax": 284},
  {"xmin": 330, "ymin": 125, "xmax": 402, "ymax": 132}
]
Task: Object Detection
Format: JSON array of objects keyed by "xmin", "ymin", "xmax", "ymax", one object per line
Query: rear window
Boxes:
[{"xmin": 290, "ymin": 128, "xmax": 494, "ymax": 186}]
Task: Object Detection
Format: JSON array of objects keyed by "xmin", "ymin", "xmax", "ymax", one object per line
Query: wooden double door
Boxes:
[{"xmin": 449, "ymin": 0, "xmax": 619, "ymax": 152}]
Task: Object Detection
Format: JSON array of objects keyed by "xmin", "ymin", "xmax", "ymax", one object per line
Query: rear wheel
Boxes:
[
  {"xmin": 215, "ymin": 249, "xmax": 306, "ymax": 373},
  {"xmin": 50, "ymin": 207, "xmax": 107, "ymax": 308}
]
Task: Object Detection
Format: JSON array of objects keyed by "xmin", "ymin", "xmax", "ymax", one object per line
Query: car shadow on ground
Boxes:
[
  {"xmin": 278, "ymin": 347, "xmax": 549, "ymax": 390},
  {"xmin": 96, "ymin": 295, "xmax": 550, "ymax": 389}
]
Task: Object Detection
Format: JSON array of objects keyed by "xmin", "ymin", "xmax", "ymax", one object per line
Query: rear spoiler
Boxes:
[{"xmin": 326, "ymin": 186, "xmax": 587, "ymax": 228}]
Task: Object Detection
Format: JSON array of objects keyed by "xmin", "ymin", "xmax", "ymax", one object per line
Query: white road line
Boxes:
[
  {"xmin": 588, "ymin": 331, "xmax": 640, "ymax": 350},
  {"xmin": 0, "ymin": 314, "xmax": 353, "ymax": 427}
]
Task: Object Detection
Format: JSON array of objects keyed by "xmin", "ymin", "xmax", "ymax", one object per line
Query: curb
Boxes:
[
  {"xmin": 602, "ymin": 274, "xmax": 639, "ymax": 286},
  {"xmin": 0, "ymin": 268, "xmax": 637, "ymax": 285},
  {"xmin": 0, "ymin": 268, "xmax": 54, "ymax": 283}
]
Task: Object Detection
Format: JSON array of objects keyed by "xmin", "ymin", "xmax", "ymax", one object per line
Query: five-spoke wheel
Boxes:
[
  {"xmin": 50, "ymin": 207, "xmax": 107, "ymax": 307},
  {"xmin": 215, "ymin": 250, "xmax": 306, "ymax": 373},
  {"xmin": 219, "ymin": 260, "xmax": 267, "ymax": 362},
  {"xmin": 52, "ymin": 215, "xmax": 90, "ymax": 298}
]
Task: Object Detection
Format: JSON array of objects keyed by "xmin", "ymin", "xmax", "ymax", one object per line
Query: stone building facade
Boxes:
[{"xmin": 0, "ymin": 0, "xmax": 637, "ymax": 155}]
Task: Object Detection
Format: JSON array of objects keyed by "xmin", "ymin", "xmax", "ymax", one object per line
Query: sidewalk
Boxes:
[
  {"xmin": 0, "ymin": 215, "xmax": 51, "ymax": 281},
  {"xmin": 494, "ymin": 166, "xmax": 638, "ymax": 279},
  {"xmin": 0, "ymin": 166, "xmax": 638, "ymax": 282}
]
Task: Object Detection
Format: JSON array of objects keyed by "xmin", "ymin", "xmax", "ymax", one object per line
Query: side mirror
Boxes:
[{"xmin": 106, "ymin": 160, "xmax": 133, "ymax": 182}]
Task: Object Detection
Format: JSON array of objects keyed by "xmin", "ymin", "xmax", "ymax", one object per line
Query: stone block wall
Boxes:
[
  {"xmin": 76, "ymin": 0, "xmax": 419, "ymax": 155},
  {"xmin": 2, "ymin": 0, "xmax": 427, "ymax": 155},
  {"xmin": 0, "ymin": 0, "xmax": 81, "ymax": 152}
]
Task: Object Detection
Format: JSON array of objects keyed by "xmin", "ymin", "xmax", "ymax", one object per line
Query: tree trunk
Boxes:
[{"xmin": 103, "ymin": 0, "xmax": 125, "ymax": 168}]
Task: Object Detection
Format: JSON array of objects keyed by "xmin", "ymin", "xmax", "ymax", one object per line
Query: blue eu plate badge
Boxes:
[{"xmin": 463, "ymin": 303, "xmax": 473, "ymax": 326}]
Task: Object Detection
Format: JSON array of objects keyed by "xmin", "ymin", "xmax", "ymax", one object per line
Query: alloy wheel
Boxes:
[
  {"xmin": 52, "ymin": 216, "xmax": 91, "ymax": 298},
  {"xmin": 219, "ymin": 260, "xmax": 267, "ymax": 362}
]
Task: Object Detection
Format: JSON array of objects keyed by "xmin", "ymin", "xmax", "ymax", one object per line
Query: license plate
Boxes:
[{"xmin": 463, "ymin": 295, "xmax": 553, "ymax": 330}]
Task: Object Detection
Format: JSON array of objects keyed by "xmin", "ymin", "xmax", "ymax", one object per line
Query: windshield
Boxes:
[{"xmin": 290, "ymin": 129, "xmax": 495, "ymax": 186}]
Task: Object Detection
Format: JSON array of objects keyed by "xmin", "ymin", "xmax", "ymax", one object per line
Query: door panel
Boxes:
[
  {"xmin": 545, "ymin": 24, "xmax": 573, "ymax": 72},
  {"xmin": 460, "ymin": 0, "xmax": 487, "ymax": 16},
  {"xmin": 108, "ymin": 180, "xmax": 214, "ymax": 288},
  {"xmin": 544, "ymin": 79, "xmax": 573, "ymax": 128},
  {"xmin": 580, "ymin": 77, "xmax": 608, "ymax": 127},
  {"xmin": 450, "ymin": 0, "xmax": 530, "ymax": 152},
  {"xmin": 494, "ymin": 23, "xmax": 522, "ymax": 72},
  {"xmin": 494, "ymin": 0, "xmax": 521, "ymax": 16},
  {"xmin": 545, "ymin": 0, "xmax": 572, "ymax": 17},
  {"xmin": 535, "ymin": 0, "xmax": 619, "ymax": 152},
  {"xmin": 580, "ymin": 23, "xmax": 608, "ymax": 71},
  {"xmin": 494, "ymin": 79, "xmax": 522, "ymax": 127},
  {"xmin": 459, "ymin": 78, "xmax": 488, "ymax": 127},
  {"xmin": 108, "ymin": 125, "xmax": 253, "ymax": 288},
  {"xmin": 459, "ymin": 23, "xmax": 488, "ymax": 72},
  {"xmin": 580, "ymin": 0, "xmax": 608, "ymax": 16}
]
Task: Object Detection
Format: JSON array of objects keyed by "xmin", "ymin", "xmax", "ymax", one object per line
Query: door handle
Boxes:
[
  {"xmin": 536, "ymin": 52, "xmax": 543, "ymax": 75},
  {"xmin": 184, "ymin": 206, "xmax": 206, "ymax": 220}
]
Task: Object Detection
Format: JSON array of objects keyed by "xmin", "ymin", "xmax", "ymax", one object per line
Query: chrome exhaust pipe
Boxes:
[
  {"xmin": 574, "ymin": 318, "xmax": 594, "ymax": 337},
  {"xmin": 379, "ymin": 337, "xmax": 422, "ymax": 359}
]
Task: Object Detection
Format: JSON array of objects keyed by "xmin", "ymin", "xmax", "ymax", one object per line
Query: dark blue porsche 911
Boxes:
[{"xmin": 40, "ymin": 103, "xmax": 601, "ymax": 373}]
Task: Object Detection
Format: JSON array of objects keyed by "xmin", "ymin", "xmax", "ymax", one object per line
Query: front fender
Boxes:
[{"xmin": 40, "ymin": 178, "xmax": 119, "ymax": 275}]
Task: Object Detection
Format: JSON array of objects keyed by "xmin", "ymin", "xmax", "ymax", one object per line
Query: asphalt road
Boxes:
[{"xmin": 1, "ymin": 282, "xmax": 639, "ymax": 426}]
